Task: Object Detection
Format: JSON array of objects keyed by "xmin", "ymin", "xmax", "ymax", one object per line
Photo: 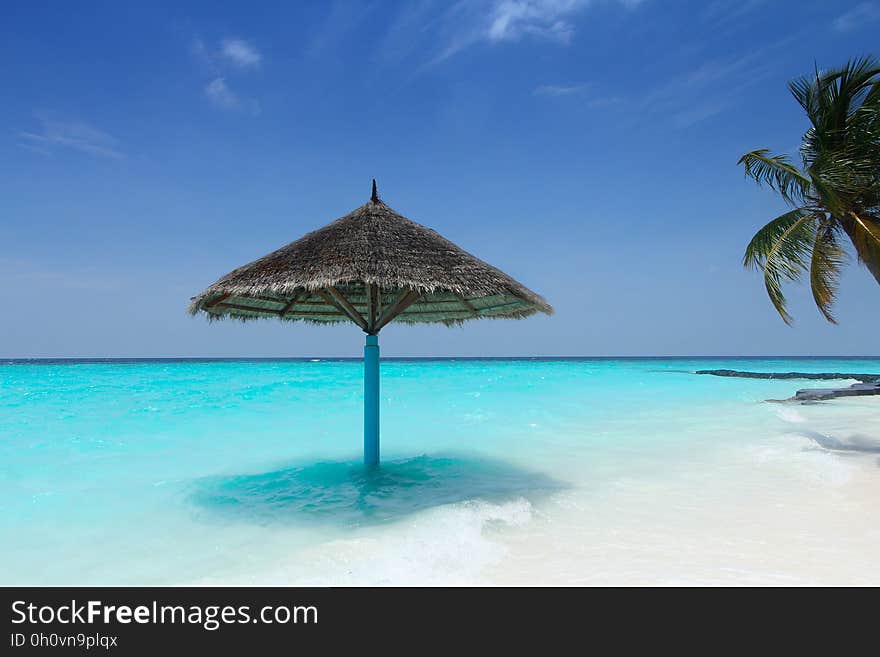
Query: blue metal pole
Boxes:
[{"xmin": 364, "ymin": 334, "xmax": 380, "ymax": 467}]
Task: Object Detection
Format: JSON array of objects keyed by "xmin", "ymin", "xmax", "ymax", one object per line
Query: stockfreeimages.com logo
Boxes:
[{"xmin": 11, "ymin": 600, "xmax": 318, "ymax": 632}]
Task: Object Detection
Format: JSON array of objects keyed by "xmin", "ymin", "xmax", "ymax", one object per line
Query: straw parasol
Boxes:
[{"xmin": 189, "ymin": 181, "xmax": 552, "ymax": 466}]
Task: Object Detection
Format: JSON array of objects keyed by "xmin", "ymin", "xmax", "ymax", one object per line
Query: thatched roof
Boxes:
[{"xmin": 189, "ymin": 182, "xmax": 552, "ymax": 332}]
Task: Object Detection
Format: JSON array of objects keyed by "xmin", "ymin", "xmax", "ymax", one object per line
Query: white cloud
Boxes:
[
  {"xmin": 487, "ymin": 0, "xmax": 587, "ymax": 44},
  {"xmin": 204, "ymin": 77, "xmax": 260, "ymax": 114},
  {"xmin": 205, "ymin": 77, "xmax": 239, "ymax": 108},
  {"xmin": 533, "ymin": 83, "xmax": 589, "ymax": 96},
  {"xmin": 485, "ymin": 0, "xmax": 644, "ymax": 43},
  {"xmin": 701, "ymin": 0, "xmax": 766, "ymax": 27},
  {"xmin": 533, "ymin": 82, "xmax": 620, "ymax": 108},
  {"xmin": 386, "ymin": 0, "xmax": 644, "ymax": 69},
  {"xmin": 220, "ymin": 38, "xmax": 262, "ymax": 68},
  {"xmin": 19, "ymin": 115, "xmax": 122, "ymax": 158},
  {"xmin": 191, "ymin": 36, "xmax": 262, "ymax": 113},
  {"xmin": 639, "ymin": 41, "xmax": 788, "ymax": 129},
  {"xmin": 833, "ymin": 2, "xmax": 880, "ymax": 32},
  {"xmin": 192, "ymin": 36, "xmax": 263, "ymax": 70}
]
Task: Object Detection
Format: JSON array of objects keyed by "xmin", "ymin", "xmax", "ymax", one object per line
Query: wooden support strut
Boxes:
[
  {"xmin": 214, "ymin": 295, "xmax": 300, "ymax": 317},
  {"xmin": 373, "ymin": 289, "xmax": 422, "ymax": 333},
  {"xmin": 455, "ymin": 294, "xmax": 478, "ymax": 314},
  {"xmin": 203, "ymin": 293, "xmax": 232, "ymax": 309},
  {"xmin": 318, "ymin": 287, "xmax": 370, "ymax": 332},
  {"xmin": 476, "ymin": 300, "xmax": 524, "ymax": 314},
  {"xmin": 278, "ymin": 291, "xmax": 306, "ymax": 317},
  {"xmin": 213, "ymin": 301, "xmax": 281, "ymax": 315}
]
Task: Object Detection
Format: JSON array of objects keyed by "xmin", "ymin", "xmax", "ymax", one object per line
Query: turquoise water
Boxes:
[{"xmin": 2, "ymin": 358, "xmax": 879, "ymax": 585}]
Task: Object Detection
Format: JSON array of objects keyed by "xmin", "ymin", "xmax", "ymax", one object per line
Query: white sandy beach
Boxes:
[{"xmin": 187, "ymin": 392, "xmax": 880, "ymax": 587}]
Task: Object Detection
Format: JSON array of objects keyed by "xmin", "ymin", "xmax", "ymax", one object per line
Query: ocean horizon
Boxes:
[
  {"xmin": 3, "ymin": 356, "xmax": 879, "ymax": 586},
  {"xmin": 5, "ymin": 355, "xmax": 880, "ymax": 363}
]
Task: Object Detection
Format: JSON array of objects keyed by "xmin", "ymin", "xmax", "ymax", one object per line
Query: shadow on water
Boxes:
[{"xmin": 189, "ymin": 453, "xmax": 566, "ymax": 528}]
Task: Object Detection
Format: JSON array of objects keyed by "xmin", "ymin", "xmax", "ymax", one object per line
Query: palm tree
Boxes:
[{"xmin": 739, "ymin": 56, "xmax": 880, "ymax": 324}]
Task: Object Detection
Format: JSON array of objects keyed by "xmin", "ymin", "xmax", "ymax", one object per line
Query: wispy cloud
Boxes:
[
  {"xmin": 191, "ymin": 36, "xmax": 262, "ymax": 113},
  {"xmin": 833, "ymin": 2, "xmax": 880, "ymax": 32},
  {"xmin": 18, "ymin": 115, "xmax": 122, "ymax": 158},
  {"xmin": 533, "ymin": 83, "xmax": 589, "ymax": 96},
  {"xmin": 645, "ymin": 44, "xmax": 787, "ymax": 129},
  {"xmin": 381, "ymin": 0, "xmax": 645, "ymax": 69},
  {"xmin": 306, "ymin": 0, "xmax": 376, "ymax": 58},
  {"xmin": 220, "ymin": 38, "xmax": 262, "ymax": 68},
  {"xmin": 487, "ymin": 0, "xmax": 646, "ymax": 44},
  {"xmin": 486, "ymin": 0, "xmax": 588, "ymax": 44},
  {"xmin": 205, "ymin": 78, "xmax": 238, "ymax": 108},
  {"xmin": 192, "ymin": 36, "xmax": 263, "ymax": 71},
  {"xmin": 701, "ymin": 0, "xmax": 767, "ymax": 27},
  {"xmin": 533, "ymin": 82, "xmax": 620, "ymax": 109},
  {"xmin": 569, "ymin": 38, "xmax": 791, "ymax": 131},
  {"xmin": 204, "ymin": 77, "xmax": 260, "ymax": 114}
]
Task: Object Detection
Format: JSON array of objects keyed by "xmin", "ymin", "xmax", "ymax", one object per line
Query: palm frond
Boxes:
[
  {"xmin": 861, "ymin": 75, "xmax": 880, "ymax": 116},
  {"xmin": 793, "ymin": 57, "xmax": 880, "ymax": 160},
  {"xmin": 738, "ymin": 149, "xmax": 812, "ymax": 205},
  {"xmin": 834, "ymin": 56, "xmax": 880, "ymax": 116},
  {"xmin": 809, "ymin": 223, "xmax": 846, "ymax": 323},
  {"xmin": 743, "ymin": 208, "xmax": 810, "ymax": 269},
  {"xmin": 743, "ymin": 209, "xmax": 819, "ymax": 324},
  {"xmin": 788, "ymin": 70, "xmax": 822, "ymax": 122},
  {"xmin": 762, "ymin": 212, "xmax": 819, "ymax": 325}
]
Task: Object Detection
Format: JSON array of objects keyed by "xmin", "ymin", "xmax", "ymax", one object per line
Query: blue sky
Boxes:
[{"xmin": 1, "ymin": 0, "xmax": 879, "ymax": 357}]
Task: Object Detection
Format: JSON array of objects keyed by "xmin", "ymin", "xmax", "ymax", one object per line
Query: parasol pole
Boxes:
[{"xmin": 364, "ymin": 333, "xmax": 380, "ymax": 467}]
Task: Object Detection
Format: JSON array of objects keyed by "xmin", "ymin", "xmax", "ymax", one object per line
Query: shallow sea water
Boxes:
[{"xmin": 1, "ymin": 358, "xmax": 878, "ymax": 585}]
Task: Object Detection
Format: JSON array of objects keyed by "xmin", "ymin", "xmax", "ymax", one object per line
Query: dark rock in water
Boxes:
[
  {"xmin": 793, "ymin": 382, "xmax": 880, "ymax": 401},
  {"xmin": 694, "ymin": 369, "xmax": 880, "ymax": 403},
  {"xmin": 695, "ymin": 369, "xmax": 879, "ymax": 383}
]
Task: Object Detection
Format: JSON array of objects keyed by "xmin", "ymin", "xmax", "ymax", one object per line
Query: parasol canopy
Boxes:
[{"xmin": 189, "ymin": 181, "xmax": 552, "ymax": 465}]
